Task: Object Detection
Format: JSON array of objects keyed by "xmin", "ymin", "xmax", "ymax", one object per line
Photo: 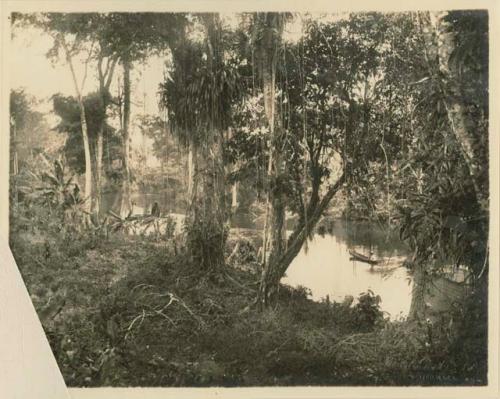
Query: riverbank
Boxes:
[{"xmin": 10, "ymin": 228, "xmax": 486, "ymax": 387}]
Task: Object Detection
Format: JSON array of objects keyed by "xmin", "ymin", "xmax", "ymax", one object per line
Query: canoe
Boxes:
[{"xmin": 348, "ymin": 249, "xmax": 379, "ymax": 265}]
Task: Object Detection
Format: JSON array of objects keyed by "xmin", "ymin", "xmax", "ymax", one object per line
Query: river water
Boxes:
[
  {"xmin": 282, "ymin": 221, "xmax": 413, "ymax": 320},
  {"xmin": 102, "ymin": 190, "xmax": 413, "ymax": 319}
]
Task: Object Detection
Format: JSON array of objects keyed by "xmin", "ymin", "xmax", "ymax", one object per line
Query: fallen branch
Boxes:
[{"xmin": 125, "ymin": 309, "xmax": 146, "ymax": 339}]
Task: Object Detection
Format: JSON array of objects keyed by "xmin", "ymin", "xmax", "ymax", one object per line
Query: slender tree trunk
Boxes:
[
  {"xmin": 80, "ymin": 108, "xmax": 92, "ymax": 215},
  {"xmin": 120, "ymin": 58, "xmax": 132, "ymax": 217},
  {"xmin": 187, "ymin": 145, "xmax": 198, "ymax": 213},
  {"xmin": 261, "ymin": 184, "xmax": 270, "ymax": 264},
  {"xmin": 59, "ymin": 35, "xmax": 92, "ymax": 214},
  {"xmin": 380, "ymin": 142, "xmax": 391, "ymax": 225},
  {"xmin": 94, "ymin": 127, "xmax": 103, "ymax": 216},
  {"xmin": 11, "ymin": 120, "xmax": 18, "ymax": 176},
  {"xmin": 187, "ymin": 144, "xmax": 194, "ymax": 200},
  {"xmin": 229, "ymin": 127, "xmax": 239, "ymax": 210},
  {"xmin": 231, "ymin": 182, "xmax": 238, "ymax": 208}
]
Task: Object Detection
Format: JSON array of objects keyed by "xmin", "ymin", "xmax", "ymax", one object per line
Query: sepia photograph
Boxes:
[{"xmin": 3, "ymin": 3, "xmax": 494, "ymax": 392}]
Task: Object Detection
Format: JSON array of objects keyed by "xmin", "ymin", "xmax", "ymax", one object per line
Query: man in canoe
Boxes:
[{"xmin": 349, "ymin": 249, "xmax": 379, "ymax": 265}]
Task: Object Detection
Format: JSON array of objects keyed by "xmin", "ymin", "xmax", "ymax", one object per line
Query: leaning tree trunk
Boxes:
[
  {"xmin": 258, "ymin": 173, "xmax": 346, "ymax": 307},
  {"xmin": 120, "ymin": 58, "xmax": 132, "ymax": 217}
]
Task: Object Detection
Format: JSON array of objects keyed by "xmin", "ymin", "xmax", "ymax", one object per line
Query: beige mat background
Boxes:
[{"xmin": 0, "ymin": 1, "xmax": 498, "ymax": 398}]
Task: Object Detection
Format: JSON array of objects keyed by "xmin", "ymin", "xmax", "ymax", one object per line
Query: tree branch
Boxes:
[{"xmin": 105, "ymin": 56, "xmax": 119, "ymax": 90}]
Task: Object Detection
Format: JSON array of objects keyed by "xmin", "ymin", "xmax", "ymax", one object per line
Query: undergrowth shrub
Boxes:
[{"xmin": 353, "ymin": 290, "xmax": 384, "ymax": 332}]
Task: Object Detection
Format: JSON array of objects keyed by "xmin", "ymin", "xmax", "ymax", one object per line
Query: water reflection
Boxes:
[{"xmin": 282, "ymin": 223, "xmax": 413, "ymax": 320}]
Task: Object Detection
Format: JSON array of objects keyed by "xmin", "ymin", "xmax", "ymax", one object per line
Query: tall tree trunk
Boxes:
[
  {"xmin": 59, "ymin": 34, "xmax": 92, "ymax": 214},
  {"xmin": 255, "ymin": 14, "xmax": 287, "ymax": 306},
  {"xmin": 120, "ymin": 58, "xmax": 132, "ymax": 217}
]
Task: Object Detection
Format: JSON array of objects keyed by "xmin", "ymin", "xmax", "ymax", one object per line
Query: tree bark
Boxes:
[{"xmin": 120, "ymin": 57, "xmax": 132, "ymax": 217}]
